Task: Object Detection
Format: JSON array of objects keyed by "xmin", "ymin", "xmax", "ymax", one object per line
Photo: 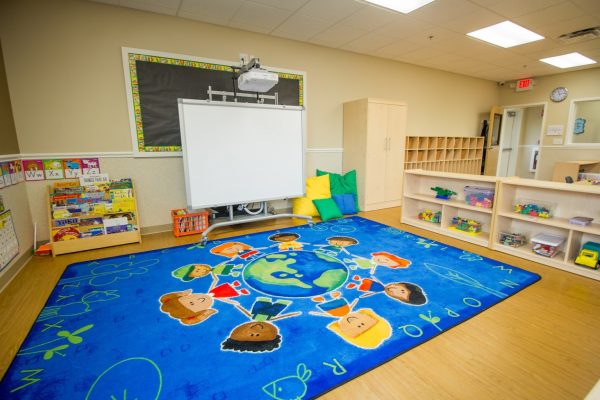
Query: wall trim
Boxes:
[
  {"xmin": 7, "ymin": 148, "xmax": 343, "ymax": 160},
  {"xmin": 540, "ymin": 145, "xmax": 600, "ymax": 150},
  {"xmin": 0, "ymin": 153, "xmax": 21, "ymax": 161}
]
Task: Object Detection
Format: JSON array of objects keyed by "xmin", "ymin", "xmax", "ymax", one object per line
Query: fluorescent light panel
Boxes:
[
  {"xmin": 364, "ymin": 0, "xmax": 434, "ymax": 14},
  {"xmin": 540, "ymin": 52, "xmax": 597, "ymax": 68},
  {"xmin": 467, "ymin": 21, "xmax": 544, "ymax": 48}
]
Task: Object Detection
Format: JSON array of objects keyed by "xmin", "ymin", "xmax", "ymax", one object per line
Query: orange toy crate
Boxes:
[{"xmin": 171, "ymin": 209, "xmax": 209, "ymax": 237}]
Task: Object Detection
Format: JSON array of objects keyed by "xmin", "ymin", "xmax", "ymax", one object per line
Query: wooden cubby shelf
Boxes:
[
  {"xmin": 404, "ymin": 136, "xmax": 484, "ymax": 174},
  {"xmin": 402, "ymin": 170, "xmax": 600, "ymax": 281}
]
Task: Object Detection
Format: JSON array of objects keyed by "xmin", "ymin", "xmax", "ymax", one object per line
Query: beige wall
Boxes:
[
  {"xmin": 499, "ymin": 68, "xmax": 600, "ymax": 180},
  {"xmin": 0, "ymin": 40, "xmax": 19, "ymax": 155},
  {"xmin": 0, "ymin": 0, "xmax": 499, "ymax": 241}
]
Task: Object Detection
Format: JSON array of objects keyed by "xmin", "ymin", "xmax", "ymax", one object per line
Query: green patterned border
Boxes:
[{"xmin": 127, "ymin": 53, "xmax": 304, "ymax": 153}]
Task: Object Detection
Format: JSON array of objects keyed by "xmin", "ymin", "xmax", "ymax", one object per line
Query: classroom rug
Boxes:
[{"xmin": 0, "ymin": 216, "xmax": 540, "ymax": 399}]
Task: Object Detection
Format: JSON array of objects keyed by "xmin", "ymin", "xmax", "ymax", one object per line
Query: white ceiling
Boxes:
[{"xmin": 92, "ymin": 0, "xmax": 600, "ymax": 82}]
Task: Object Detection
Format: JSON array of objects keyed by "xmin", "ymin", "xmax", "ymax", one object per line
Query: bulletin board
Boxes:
[
  {"xmin": 122, "ymin": 48, "xmax": 305, "ymax": 156},
  {"xmin": 0, "ymin": 210, "xmax": 19, "ymax": 272}
]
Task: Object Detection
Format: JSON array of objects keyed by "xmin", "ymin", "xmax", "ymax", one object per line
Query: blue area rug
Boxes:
[{"xmin": 0, "ymin": 217, "xmax": 540, "ymax": 399}]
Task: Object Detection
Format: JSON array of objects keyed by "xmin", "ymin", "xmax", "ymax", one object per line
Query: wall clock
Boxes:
[{"xmin": 550, "ymin": 86, "xmax": 568, "ymax": 102}]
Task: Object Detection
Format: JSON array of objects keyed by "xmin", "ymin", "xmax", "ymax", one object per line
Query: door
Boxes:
[
  {"xmin": 385, "ymin": 105, "xmax": 406, "ymax": 203},
  {"xmin": 484, "ymin": 106, "xmax": 503, "ymax": 176},
  {"xmin": 497, "ymin": 109, "xmax": 522, "ymax": 177},
  {"xmin": 365, "ymin": 102, "xmax": 388, "ymax": 205}
]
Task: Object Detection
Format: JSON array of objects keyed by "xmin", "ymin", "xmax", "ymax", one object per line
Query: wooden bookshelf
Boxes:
[
  {"xmin": 401, "ymin": 170, "xmax": 600, "ymax": 281},
  {"xmin": 404, "ymin": 136, "xmax": 484, "ymax": 174},
  {"xmin": 48, "ymin": 179, "xmax": 142, "ymax": 256}
]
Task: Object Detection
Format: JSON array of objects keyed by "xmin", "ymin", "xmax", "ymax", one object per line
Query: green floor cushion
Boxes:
[
  {"xmin": 312, "ymin": 198, "xmax": 342, "ymax": 221},
  {"xmin": 316, "ymin": 169, "xmax": 360, "ymax": 211}
]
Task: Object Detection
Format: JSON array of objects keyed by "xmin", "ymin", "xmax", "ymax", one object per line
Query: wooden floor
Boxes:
[{"xmin": 1, "ymin": 207, "xmax": 599, "ymax": 399}]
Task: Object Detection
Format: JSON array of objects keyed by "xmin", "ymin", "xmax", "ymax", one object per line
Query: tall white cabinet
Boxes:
[{"xmin": 343, "ymin": 98, "xmax": 407, "ymax": 211}]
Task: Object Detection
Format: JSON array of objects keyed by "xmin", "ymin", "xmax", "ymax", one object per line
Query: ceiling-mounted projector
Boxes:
[{"xmin": 237, "ymin": 58, "xmax": 278, "ymax": 93}]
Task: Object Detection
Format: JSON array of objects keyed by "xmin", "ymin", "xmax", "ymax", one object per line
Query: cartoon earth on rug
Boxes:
[{"xmin": 243, "ymin": 251, "xmax": 349, "ymax": 297}]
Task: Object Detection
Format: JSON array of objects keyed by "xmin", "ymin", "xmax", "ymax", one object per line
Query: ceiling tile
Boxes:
[
  {"xmin": 371, "ymin": 40, "xmax": 422, "ymax": 58},
  {"xmin": 394, "ymin": 47, "xmax": 447, "ymax": 63},
  {"xmin": 373, "ymin": 14, "xmax": 432, "ymax": 39},
  {"xmin": 230, "ymin": 1, "xmax": 292, "ymax": 31},
  {"xmin": 119, "ymin": 0, "xmax": 181, "ymax": 15},
  {"xmin": 572, "ymin": 0, "xmax": 600, "ymax": 14},
  {"xmin": 308, "ymin": 24, "xmax": 369, "ymax": 48},
  {"xmin": 485, "ymin": 0, "xmax": 565, "ymax": 19},
  {"xmin": 440, "ymin": 8, "xmax": 503, "ymax": 34},
  {"xmin": 409, "ymin": 0, "xmax": 480, "ymax": 24},
  {"xmin": 296, "ymin": 0, "xmax": 364, "ymax": 24},
  {"xmin": 539, "ymin": 14, "xmax": 600, "ymax": 39},
  {"xmin": 271, "ymin": 14, "xmax": 332, "ymax": 41},
  {"xmin": 248, "ymin": 0, "xmax": 309, "ymax": 12},
  {"xmin": 338, "ymin": 4, "xmax": 399, "ymax": 31},
  {"xmin": 514, "ymin": 1, "xmax": 586, "ymax": 31},
  {"xmin": 179, "ymin": 0, "xmax": 243, "ymax": 24},
  {"xmin": 340, "ymin": 32, "xmax": 398, "ymax": 53}
]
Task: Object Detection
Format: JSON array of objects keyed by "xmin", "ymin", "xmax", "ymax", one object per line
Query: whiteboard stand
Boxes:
[{"xmin": 199, "ymin": 202, "xmax": 312, "ymax": 245}]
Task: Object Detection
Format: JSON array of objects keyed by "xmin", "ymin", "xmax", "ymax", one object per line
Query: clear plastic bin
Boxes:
[
  {"xmin": 499, "ymin": 232, "xmax": 526, "ymax": 247},
  {"xmin": 450, "ymin": 216, "xmax": 482, "ymax": 234},
  {"xmin": 531, "ymin": 233, "xmax": 564, "ymax": 257},
  {"xmin": 464, "ymin": 186, "xmax": 495, "ymax": 208},
  {"xmin": 513, "ymin": 198, "xmax": 555, "ymax": 218}
]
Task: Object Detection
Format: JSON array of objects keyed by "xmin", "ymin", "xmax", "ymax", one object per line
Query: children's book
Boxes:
[
  {"xmin": 22, "ymin": 160, "xmax": 45, "ymax": 181},
  {"xmin": 43, "ymin": 159, "xmax": 65, "ymax": 180}
]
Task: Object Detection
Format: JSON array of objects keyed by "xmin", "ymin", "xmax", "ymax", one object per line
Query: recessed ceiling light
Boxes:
[
  {"xmin": 364, "ymin": 0, "xmax": 435, "ymax": 14},
  {"xmin": 467, "ymin": 21, "xmax": 544, "ymax": 48},
  {"xmin": 539, "ymin": 52, "xmax": 597, "ymax": 68}
]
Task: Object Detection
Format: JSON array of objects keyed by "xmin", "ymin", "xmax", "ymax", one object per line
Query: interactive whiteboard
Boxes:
[{"xmin": 178, "ymin": 99, "xmax": 305, "ymax": 209}]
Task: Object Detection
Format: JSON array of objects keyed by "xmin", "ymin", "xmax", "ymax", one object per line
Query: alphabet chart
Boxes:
[{"xmin": 0, "ymin": 210, "xmax": 19, "ymax": 271}]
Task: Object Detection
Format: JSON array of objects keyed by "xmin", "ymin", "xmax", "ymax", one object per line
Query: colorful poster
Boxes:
[
  {"xmin": 22, "ymin": 160, "xmax": 45, "ymax": 181},
  {"xmin": 43, "ymin": 159, "xmax": 65, "ymax": 180},
  {"xmin": 15, "ymin": 160, "xmax": 24, "ymax": 182},
  {"xmin": 8, "ymin": 162, "xmax": 18, "ymax": 185},
  {"xmin": 81, "ymin": 158, "xmax": 100, "ymax": 175},
  {"xmin": 63, "ymin": 158, "xmax": 82, "ymax": 178},
  {"xmin": 1, "ymin": 163, "xmax": 11, "ymax": 187}
]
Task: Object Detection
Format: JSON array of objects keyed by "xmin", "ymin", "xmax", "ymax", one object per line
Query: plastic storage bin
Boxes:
[
  {"xmin": 171, "ymin": 209, "xmax": 209, "ymax": 237},
  {"xmin": 418, "ymin": 209, "xmax": 441, "ymax": 224},
  {"xmin": 450, "ymin": 216, "xmax": 482, "ymax": 234},
  {"xmin": 513, "ymin": 198, "xmax": 555, "ymax": 218},
  {"xmin": 499, "ymin": 232, "xmax": 526, "ymax": 247},
  {"xmin": 531, "ymin": 233, "xmax": 564, "ymax": 257},
  {"xmin": 464, "ymin": 186, "xmax": 495, "ymax": 208}
]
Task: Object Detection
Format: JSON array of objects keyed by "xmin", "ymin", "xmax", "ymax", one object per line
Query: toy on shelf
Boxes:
[
  {"xmin": 431, "ymin": 186, "xmax": 457, "ymax": 200},
  {"xmin": 418, "ymin": 209, "xmax": 441, "ymax": 224},
  {"xmin": 575, "ymin": 241, "xmax": 600, "ymax": 269},
  {"xmin": 530, "ymin": 233, "xmax": 564, "ymax": 258},
  {"xmin": 499, "ymin": 232, "xmax": 526, "ymax": 247},
  {"xmin": 449, "ymin": 216, "xmax": 482, "ymax": 235},
  {"xmin": 464, "ymin": 186, "xmax": 495, "ymax": 208},
  {"xmin": 513, "ymin": 200, "xmax": 553, "ymax": 218}
]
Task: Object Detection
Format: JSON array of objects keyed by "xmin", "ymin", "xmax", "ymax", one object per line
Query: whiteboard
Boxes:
[{"xmin": 178, "ymin": 99, "xmax": 305, "ymax": 209}]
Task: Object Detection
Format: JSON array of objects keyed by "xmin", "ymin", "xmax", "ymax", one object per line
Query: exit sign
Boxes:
[{"xmin": 516, "ymin": 78, "xmax": 534, "ymax": 91}]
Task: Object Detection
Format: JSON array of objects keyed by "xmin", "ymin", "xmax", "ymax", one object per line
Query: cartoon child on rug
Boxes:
[
  {"xmin": 171, "ymin": 262, "xmax": 243, "ymax": 282},
  {"xmin": 351, "ymin": 251, "xmax": 411, "ymax": 274},
  {"xmin": 160, "ymin": 276, "xmax": 250, "ymax": 326},
  {"xmin": 346, "ymin": 275, "xmax": 427, "ymax": 305},
  {"xmin": 221, "ymin": 298, "xmax": 302, "ymax": 353},
  {"xmin": 314, "ymin": 236, "xmax": 358, "ymax": 257},
  {"xmin": 210, "ymin": 241, "xmax": 265, "ymax": 262},
  {"xmin": 310, "ymin": 295, "xmax": 392, "ymax": 349},
  {"xmin": 268, "ymin": 232, "xmax": 306, "ymax": 251}
]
